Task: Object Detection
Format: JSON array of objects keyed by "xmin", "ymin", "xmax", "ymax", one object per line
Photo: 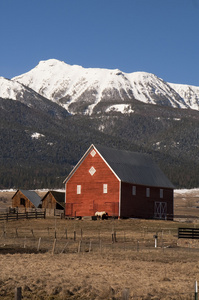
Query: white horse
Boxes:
[{"xmin": 95, "ymin": 211, "xmax": 108, "ymax": 219}]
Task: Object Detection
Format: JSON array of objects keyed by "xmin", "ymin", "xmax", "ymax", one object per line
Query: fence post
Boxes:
[
  {"xmin": 89, "ymin": 240, "xmax": 92, "ymax": 253},
  {"xmin": 137, "ymin": 240, "xmax": 139, "ymax": 252},
  {"xmin": 15, "ymin": 287, "xmax": 22, "ymax": 300},
  {"xmin": 195, "ymin": 281, "xmax": 198, "ymax": 300},
  {"xmin": 31, "ymin": 229, "xmax": 34, "ymax": 237},
  {"xmin": 122, "ymin": 288, "xmax": 129, "ymax": 300},
  {"xmin": 114, "ymin": 230, "xmax": 117, "ymax": 243},
  {"xmin": 112, "ymin": 233, "xmax": 114, "ymax": 244},
  {"xmin": 52, "ymin": 238, "xmax": 57, "ymax": 255}
]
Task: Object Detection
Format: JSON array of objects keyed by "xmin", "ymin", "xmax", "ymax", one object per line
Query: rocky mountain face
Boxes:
[
  {"xmin": 0, "ymin": 60, "xmax": 199, "ymax": 189},
  {"xmin": 12, "ymin": 59, "xmax": 199, "ymax": 114}
]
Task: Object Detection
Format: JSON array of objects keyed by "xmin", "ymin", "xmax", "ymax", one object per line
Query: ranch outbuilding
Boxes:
[
  {"xmin": 64, "ymin": 144, "xmax": 174, "ymax": 220},
  {"xmin": 12, "ymin": 189, "xmax": 41, "ymax": 209},
  {"xmin": 41, "ymin": 191, "xmax": 65, "ymax": 210}
]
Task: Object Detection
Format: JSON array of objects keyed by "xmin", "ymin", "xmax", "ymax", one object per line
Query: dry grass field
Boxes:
[{"xmin": 0, "ymin": 189, "xmax": 199, "ymax": 299}]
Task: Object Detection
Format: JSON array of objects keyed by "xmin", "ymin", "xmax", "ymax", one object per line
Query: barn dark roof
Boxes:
[
  {"xmin": 94, "ymin": 144, "xmax": 174, "ymax": 189},
  {"xmin": 50, "ymin": 191, "xmax": 65, "ymax": 203},
  {"xmin": 13, "ymin": 190, "xmax": 41, "ymax": 207}
]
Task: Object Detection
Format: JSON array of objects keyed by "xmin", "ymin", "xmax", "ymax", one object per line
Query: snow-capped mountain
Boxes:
[
  {"xmin": 0, "ymin": 76, "xmax": 29, "ymax": 101},
  {"xmin": 168, "ymin": 82, "xmax": 199, "ymax": 111},
  {"xmin": 12, "ymin": 59, "xmax": 199, "ymax": 115},
  {"xmin": 0, "ymin": 76, "xmax": 68, "ymax": 118}
]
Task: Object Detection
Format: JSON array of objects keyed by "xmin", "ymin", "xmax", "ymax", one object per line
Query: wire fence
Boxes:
[{"xmin": 1, "ymin": 222, "xmax": 199, "ymax": 255}]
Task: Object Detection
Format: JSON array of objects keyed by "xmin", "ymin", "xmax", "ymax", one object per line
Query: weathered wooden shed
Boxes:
[
  {"xmin": 41, "ymin": 191, "xmax": 65, "ymax": 210},
  {"xmin": 64, "ymin": 144, "xmax": 174, "ymax": 220},
  {"xmin": 12, "ymin": 189, "xmax": 41, "ymax": 209}
]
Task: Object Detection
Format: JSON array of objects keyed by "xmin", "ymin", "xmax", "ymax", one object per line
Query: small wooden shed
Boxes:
[
  {"xmin": 12, "ymin": 189, "xmax": 41, "ymax": 209},
  {"xmin": 41, "ymin": 191, "xmax": 65, "ymax": 210}
]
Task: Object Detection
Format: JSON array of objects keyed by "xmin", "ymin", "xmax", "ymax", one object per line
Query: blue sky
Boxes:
[{"xmin": 0, "ymin": 0, "xmax": 198, "ymax": 86}]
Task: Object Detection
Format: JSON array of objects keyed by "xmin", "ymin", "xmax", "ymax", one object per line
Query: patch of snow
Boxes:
[
  {"xmin": 106, "ymin": 104, "xmax": 134, "ymax": 114},
  {"xmin": 31, "ymin": 132, "xmax": 45, "ymax": 139},
  {"xmin": 175, "ymin": 188, "xmax": 199, "ymax": 194},
  {"xmin": 98, "ymin": 124, "xmax": 105, "ymax": 132},
  {"xmin": 0, "ymin": 189, "xmax": 16, "ymax": 193}
]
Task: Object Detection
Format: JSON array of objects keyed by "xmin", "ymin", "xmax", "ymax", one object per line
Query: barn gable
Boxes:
[
  {"xmin": 12, "ymin": 189, "xmax": 41, "ymax": 208},
  {"xmin": 64, "ymin": 144, "xmax": 120, "ymax": 184}
]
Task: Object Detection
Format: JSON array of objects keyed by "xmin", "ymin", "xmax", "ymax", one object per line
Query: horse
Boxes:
[{"xmin": 95, "ymin": 211, "xmax": 108, "ymax": 220}]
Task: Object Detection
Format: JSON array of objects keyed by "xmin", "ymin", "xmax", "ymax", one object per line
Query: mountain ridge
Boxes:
[{"xmin": 11, "ymin": 59, "xmax": 199, "ymax": 114}]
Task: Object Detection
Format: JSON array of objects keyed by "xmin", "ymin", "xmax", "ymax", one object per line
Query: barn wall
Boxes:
[
  {"xmin": 121, "ymin": 182, "xmax": 173, "ymax": 219},
  {"xmin": 42, "ymin": 193, "xmax": 57, "ymax": 209},
  {"xmin": 12, "ymin": 191, "xmax": 35, "ymax": 209},
  {"xmin": 65, "ymin": 148, "xmax": 120, "ymax": 217}
]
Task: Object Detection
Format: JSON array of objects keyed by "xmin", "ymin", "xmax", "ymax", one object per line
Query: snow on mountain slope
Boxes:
[
  {"xmin": 12, "ymin": 59, "xmax": 199, "ymax": 114},
  {"xmin": 168, "ymin": 83, "xmax": 199, "ymax": 111},
  {"xmin": 0, "ymin": 76, "xmax": 27, "ymax": 100},
  {"xmin": 0, "ymin": 76, "xmax": 68, "ymax": 119}
]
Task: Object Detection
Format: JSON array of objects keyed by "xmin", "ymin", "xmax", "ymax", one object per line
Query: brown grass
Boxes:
[
  {"xmin": 0, "ymin": 189, "xmax": 199, "ymax": 299},
  {"xmin": 1, "ymin": 217, "xmax": 199, "ymax": 299}
]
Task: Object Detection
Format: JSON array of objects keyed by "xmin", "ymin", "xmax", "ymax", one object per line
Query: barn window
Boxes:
[
  {"xmin": 132, "ymin": 186, "xmax": 136, "ymax": 196},
  {"xmin": 146, "ymin": 188, "xmax": 150, "ymax": 197},
  {"xmin": 90, "ymin": 150, "xmax": 96, "ymax": 157},
  {"xmin": 160, "ymin": 189, "xmax": 163, "ymax": 199},
  {"xmin": 89, "ymin": 166, "xmax": 96, "ymax": 176},
  {"xmin": 20, "ymin": 198, "xmax": 25, "ymax": 206},
  {"xmin": 77, "ymin": 185, "xmax": 81, "ymax": 194},
  {"xmin": 103, "ymin": 184, "xmax": 108, "ymax": 194}
]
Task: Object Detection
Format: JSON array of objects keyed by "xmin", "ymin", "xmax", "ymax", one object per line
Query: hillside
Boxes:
[
  {"xmin": 0, "ymin": 96, "xmax": 199, "ymax": 189},
  {"xmin": 0, "ymin": 59, "xmax": 199, "ymax": 189}
]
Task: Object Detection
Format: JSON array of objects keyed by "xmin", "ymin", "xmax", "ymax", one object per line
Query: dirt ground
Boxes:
[{"xmin": 0, "ymin": 189, "xmax": 199, "ymax": 299}]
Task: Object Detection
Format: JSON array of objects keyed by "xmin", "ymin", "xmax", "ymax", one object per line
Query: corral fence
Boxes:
[
  {"xmin": 0, "ymin": 207, "xmax": 64, "ymax": 221},
  {"xmin": 0, "ymin": 210, "xmax": 46, "ymax": 222},
  {"xmin": 178, "ymin": 227, "xmax": 199, "ymax": 239}
]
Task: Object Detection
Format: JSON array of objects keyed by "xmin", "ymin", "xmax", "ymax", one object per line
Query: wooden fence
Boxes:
[
  {"xmin": 0, "ymin": 211, "xmax": 46, "ymax": 222},
  {"xmin": 178, "ymin": 227, "xmax": 199, "ymax": 239}
]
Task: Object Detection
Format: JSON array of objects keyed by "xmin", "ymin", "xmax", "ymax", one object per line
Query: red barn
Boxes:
[{"xmin": 64, "ymin": 144, "xmax": 174, "ymax": 220}]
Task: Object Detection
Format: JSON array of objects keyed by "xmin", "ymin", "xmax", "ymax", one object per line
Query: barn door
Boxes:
[{"xmin": 154, "ymin": 202, "xmax": 167, "ymax": 220}]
